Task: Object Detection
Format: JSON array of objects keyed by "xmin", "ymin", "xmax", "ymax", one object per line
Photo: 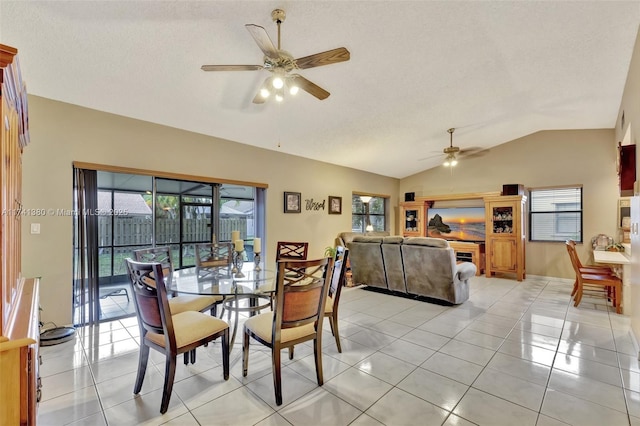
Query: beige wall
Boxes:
[
  {"xmin": 22, "ymin": 96, "xmax": 399, "ymax": 325},
  {"xmin": 400, "ymin": 128, "xmax": 619, "ymax": 279},
  {"xmin": 616, "ymin": 28, "xmax": 640, "ymax": 337}
]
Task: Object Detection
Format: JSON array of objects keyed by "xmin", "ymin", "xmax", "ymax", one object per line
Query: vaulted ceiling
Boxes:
[{"xmin": 2, "ymin": 1, "xmax": 639, "ymax": 178}]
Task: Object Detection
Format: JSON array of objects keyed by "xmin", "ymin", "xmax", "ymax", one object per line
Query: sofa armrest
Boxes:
[{"xmin": 455, "ymin": 262, "xmax": 477, "ymax": 281}]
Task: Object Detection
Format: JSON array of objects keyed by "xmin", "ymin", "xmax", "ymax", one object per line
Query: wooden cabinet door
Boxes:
[
  {"xmin": 400, "ymin": 202, "xmax": 424, "ymax": 236},
  {"xmin": 489, "ymin": 238, "xmax": 516, "ymax": 272}
]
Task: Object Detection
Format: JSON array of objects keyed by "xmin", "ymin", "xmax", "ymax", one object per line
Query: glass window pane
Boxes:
[
  {"xmin": 368, "ymin": 197, "xmax": 385, "ymax": 214},
  {"xmin": 351, "ymin": 194, "xmax": 387, "ymax": 232},
  {"xmin": 220, "ymin": 198, "xmax": 254, "ymax": 242},
  {"xmin": 155, "ymin": 194, "xmax": 179, "ymax": 244},
  {"xmin": 530, "ymin": 187, "xmax": 582, "ymax": 242}
]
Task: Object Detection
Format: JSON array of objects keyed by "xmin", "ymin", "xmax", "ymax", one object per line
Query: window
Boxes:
[
  {"xmin": 529, "ymin": 186, "xmax": 582, "ymax": 242},
  {"xmin": 352, "ymin": 195, "xmax": 387, "ymax": 232}
]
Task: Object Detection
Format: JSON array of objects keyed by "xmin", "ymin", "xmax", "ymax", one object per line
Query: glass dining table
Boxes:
[{"xmin": 168, "ymin": 263, "xmax": 276, "ymax": 348}]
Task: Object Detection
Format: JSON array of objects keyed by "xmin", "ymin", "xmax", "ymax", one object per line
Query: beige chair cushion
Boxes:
[
  {"xmin": 145, "ymin": 311, "xmax": 228, "ymax": 349},
  {"xmin": 169, "ymin": 294, "xmax": 222, "ymax": 315},
  {"xmin": 244, "ymin": 312, "xmax": 315, "ymax": 344},
  {"xmin": 324, "ymin": 295, "xmax": 335, "ymax": 314}
]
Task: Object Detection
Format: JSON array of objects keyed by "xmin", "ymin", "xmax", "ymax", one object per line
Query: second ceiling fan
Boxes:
[
  {"xmin": 439, "ymin": 128, "xmax": 486, "ymax": 167},
  {"xmin": 201, "ymin": 9, "xmax": 350, "ymax": 104}
]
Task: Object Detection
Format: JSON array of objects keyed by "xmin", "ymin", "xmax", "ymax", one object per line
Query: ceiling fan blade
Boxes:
[
  {"xmin": 201, "ymin": 64, "xmax": 263, "ymax": 72},
  {"xmin": 459, "ymin": 148, "xmax": 490, "ymax": 159},
  {"xmin": 295, "ymin": 47, "xmax": 350, "ymax": 69},
  {"xmin": 417, "ymin": 153, "xmax": 445, "ymax": 161},
  {"xmin": 245, "ymin": 24, "xmax": 279, "ymax": 60},
  {"xmin": 252, "ymin": 77, "xmax": 271, "ymax": 104},
  {"xmin": 252, "ymin": 92, "xmax": 267, "ymax": 104},
  {"xmin": 292, "ymin": 75, "xmax": 330, "ymax": 100}
]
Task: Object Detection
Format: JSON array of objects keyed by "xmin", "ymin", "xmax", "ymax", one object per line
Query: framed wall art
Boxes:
[
  {"xmin": 328, "ymin": 196, "xmax": 342, "ymax": 214},
  {"xmin": 284, "ymin": 192, "xmax": 301, "ymax": 213}
]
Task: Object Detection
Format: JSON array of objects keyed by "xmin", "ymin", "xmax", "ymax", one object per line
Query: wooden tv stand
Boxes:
[{"xmin": 448, "ymin": 241, "xmax": 485, "ymax": 276}]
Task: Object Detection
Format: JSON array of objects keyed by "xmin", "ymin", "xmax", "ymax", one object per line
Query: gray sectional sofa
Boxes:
[{"xmin": 348, "ymin": 236, "xmax": 476, "ymax": 304}]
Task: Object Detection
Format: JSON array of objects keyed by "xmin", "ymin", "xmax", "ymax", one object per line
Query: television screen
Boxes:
[{"xmin": 427, "ymin": 207, "xmax": 485, "ymax": 242}]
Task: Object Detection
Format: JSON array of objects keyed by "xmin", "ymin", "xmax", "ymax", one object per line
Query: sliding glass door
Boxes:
[{"xmin": 73, "ymin": 169, "xmax": 261, "ymax": 325}]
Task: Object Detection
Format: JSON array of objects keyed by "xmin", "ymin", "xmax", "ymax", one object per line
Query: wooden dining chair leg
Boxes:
[
  {"xmin": 329, "ymin": 315, "xmax": 342, "ymax": 353},
  {"xmin": 134, "ymin": 343, "xmax": 150, "ymax": 394},
  {"xmin": 272, "ymin": 345, "xmax": 283, "ymax": 406},
  {"xmin": 571, "ymin": 279, "xmax": 578, "ymax": 297},
  {"xmin": 160, "ymin": 356, "xmax": 178, "ymax": 414},
  {"xmin": 314, "ymin": 336, "xmax": 324, "ymax": 385},
  {"xmin": 614, "ymin": 282, "xmax": 622, "ymax": 314},
  {"xmin": 222, "ymin": 329, "xmax": 230, "ymax": 380},
  {"xmin": 242, "ymin": 328, "xmax": 250, "ymax": 377},
  {"xmin": 574, "ymin": 282, "xmax": 584, "ymax": 307}
]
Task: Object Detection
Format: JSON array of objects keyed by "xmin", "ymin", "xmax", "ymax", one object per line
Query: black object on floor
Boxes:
[{"xmin": 40, "ymin": 326, "xmax": 76, "ymax": 346}]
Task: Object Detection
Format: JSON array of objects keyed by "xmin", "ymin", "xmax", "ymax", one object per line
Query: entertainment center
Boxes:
[{"xmin": 400, "ymin": 191, "xmax": 526, "ymax": 281}]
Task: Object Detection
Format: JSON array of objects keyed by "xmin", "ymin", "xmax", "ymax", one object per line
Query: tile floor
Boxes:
[{"xmin": 38, "ymin": 275, "xmax": 640, "ymax": 425}]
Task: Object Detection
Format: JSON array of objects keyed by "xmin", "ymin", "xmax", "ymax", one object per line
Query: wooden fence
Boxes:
[{"xmin": 98, "ymin": 216, "xmax": 248, "ymax": 246}]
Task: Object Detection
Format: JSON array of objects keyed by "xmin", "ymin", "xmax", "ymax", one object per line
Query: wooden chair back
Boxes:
[
  {"xmin": 274, "ymin": 257, "xmax": 332, "ymax": 332},
  {"xmin": 125, "ymin": 259, "xmax": 174, "ymax": 343},
  {"xmin": 275, "ymin": 241, "xmax": 309, "ymax": 262},
  {"xmin": 195, "ymin": 242, "xmax": 233, "ymax": 268},
  {"xmin": 565, "ymin": 240, "xmax": 581, "ymax": 274},
  {"xmin": 134, "ymin": 246, "xmax": 174, "ymax": 280},
  {"xmin": 329, "ymin": 246, "xmax": 348, "ymax": 300},
  {"xmin": 325, "ymin": 246, "xmax": 349, "ymax": 352}
]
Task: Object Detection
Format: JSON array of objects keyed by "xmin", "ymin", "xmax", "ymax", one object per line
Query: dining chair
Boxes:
[
  {"xmin": 566, "ymin": 239, "xmax": 615, "ymax": 297},
  {"xmin": 125, "ymin": 258, "xmax": 230, "ymax": 414},
  {"xmin": 325, "ymin": 246, "xmax": 349, "ymax": 353},
  {"xmin": 565, "ymin": 240, "xmax": 622, "ymax": 313},
  {"xmin": 242, "ymin": 257, "xmax": 333, "ymax": 406},
  {"xmin": 134, "ymin": 246, "xmax": 223, "ymax": 316}
]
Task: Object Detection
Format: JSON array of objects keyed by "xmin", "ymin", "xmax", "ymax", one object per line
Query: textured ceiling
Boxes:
[{"xmin": 2, "ymin": 1, "xmax": 639, "ymax": 178}]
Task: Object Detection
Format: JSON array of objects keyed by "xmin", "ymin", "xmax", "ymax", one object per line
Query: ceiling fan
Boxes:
[
  {"xmin": 201, "ymin": 9, "xmax": 350, "ymax": 104},
  {"xmin": 422, "ymin": 128, "xmax": 486, "ymax": 166}
]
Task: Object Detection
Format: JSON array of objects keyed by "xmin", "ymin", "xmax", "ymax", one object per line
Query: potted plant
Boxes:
[{"xmin": 324, "ymin": 246, "xmax": 337, "ymax": 258}]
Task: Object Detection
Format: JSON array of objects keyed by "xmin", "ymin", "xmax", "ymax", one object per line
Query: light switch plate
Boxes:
[{"xmin": 30, "ymin": 223, "xmax": 41, "ymax": 234}]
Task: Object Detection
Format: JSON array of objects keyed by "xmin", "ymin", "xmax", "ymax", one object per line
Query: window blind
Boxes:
[{"xmin": 530, "ymin": 187, "xmax": 582, "ymax": 242}]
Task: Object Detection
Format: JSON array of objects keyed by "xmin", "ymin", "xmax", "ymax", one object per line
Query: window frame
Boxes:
[
  {"xmin": 351, "ymin": 194, "xmax": 387, "ymax": 233},
  {"xmin": 529, "ymin": 186, "xmax": 583, "ymax": 243}
]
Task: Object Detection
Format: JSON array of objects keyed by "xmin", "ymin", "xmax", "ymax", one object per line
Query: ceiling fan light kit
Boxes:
[
  {"xmin": 442, "ymin": 128, "xmax": 459, "ymax": 167},
  {"xmin": 201, "ymin": 9, "xmax": 350, "ymax": 104}
]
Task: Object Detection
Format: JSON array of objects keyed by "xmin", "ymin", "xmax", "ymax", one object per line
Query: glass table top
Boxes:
[{"xmin": 168, "ymin": 264, "xmax": 276, "ymax": 296}]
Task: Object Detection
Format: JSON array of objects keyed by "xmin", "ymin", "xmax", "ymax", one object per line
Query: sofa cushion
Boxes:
[
  {"xmin": 382, "ymin": 236, "xmax": 404, "ymax": 244},
  {"xmin": 353, "ymin": 236, "xmax": 384, "ymax": 243},
  {"xmin": 381, "ymin": 239, "xmax": 406, "ymax": 292},
  {"xmin": 403, "ymin": 237, "xmax": 450, "ymax": 248},
  {"xmin": 349, "ymin": 238, "xmax": 387, "ymax": 289},
  {"xmin": 337, "ymin": 231, "xmax": 390, "ymax": 246}
]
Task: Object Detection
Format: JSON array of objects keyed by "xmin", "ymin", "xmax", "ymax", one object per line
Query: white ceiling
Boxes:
[{"xmin": 2, "ymin": 1, "xmax": 639, "ymax": 179}]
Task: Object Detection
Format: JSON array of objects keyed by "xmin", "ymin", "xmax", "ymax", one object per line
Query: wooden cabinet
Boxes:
[
  {"xmin": 485, "ymin": 195, "xmax": 526, "ymax": 281},
  {"xmin": 618, "ymin": 143, "xmax": 636, "ymax": 197},
  {"xmin": 0, "ymin": 44, "xmax": 38, "ymax": 425},
  {"xmin": 400, "ymin": 202, "xmax": 425, "ymax": 236},
  {"xmin": 448, "ymin": 241, "xmax": 484, "ymax": 275}
]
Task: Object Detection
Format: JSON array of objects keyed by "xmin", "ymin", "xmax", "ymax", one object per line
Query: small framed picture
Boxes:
[
  {"xmin": 328, "ymin": 196, "xmax": 342, "ymax": 215},
  {"xmin": 284, "ymin": 192, "xmax": 301, "ymax": 213}
]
